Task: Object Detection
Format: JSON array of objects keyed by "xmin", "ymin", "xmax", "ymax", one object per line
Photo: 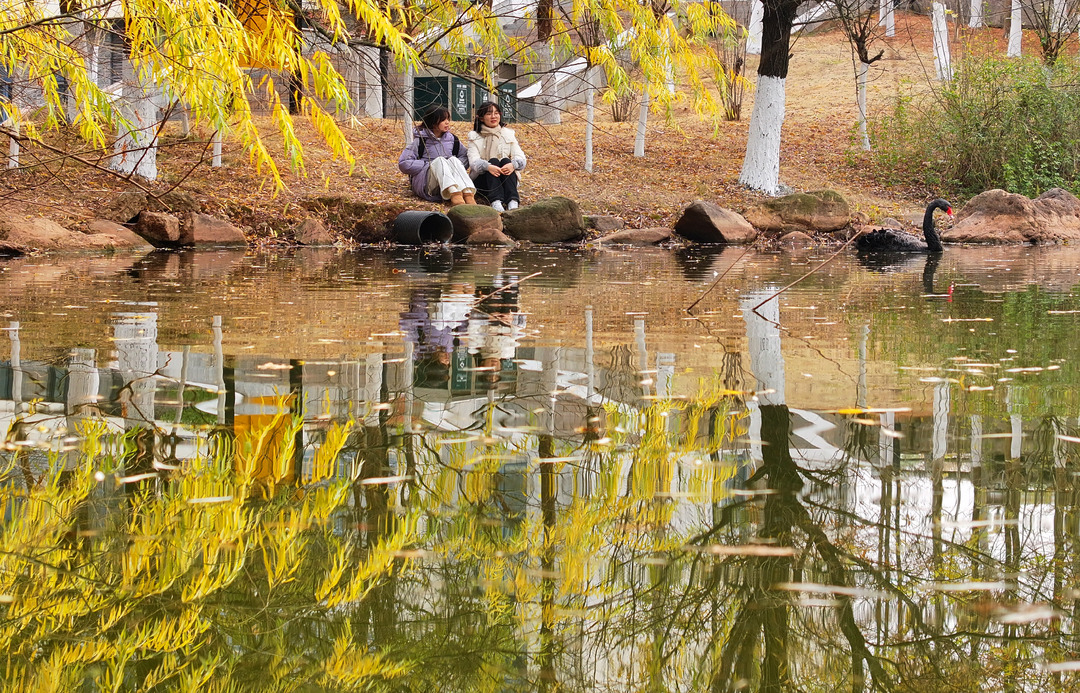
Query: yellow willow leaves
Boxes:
[
  {"xmin": 324, "ymin": 624, "xmax": 411, "ymax": 686},
  {"xmin": 306, "ymin": 419, "xmax": 353, "ymax": 483}
]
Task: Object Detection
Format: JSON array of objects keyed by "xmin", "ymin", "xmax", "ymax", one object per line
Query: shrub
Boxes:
[{"xmin": 868, "ymin": 55, "xmax": 1080, "ymax": 199}]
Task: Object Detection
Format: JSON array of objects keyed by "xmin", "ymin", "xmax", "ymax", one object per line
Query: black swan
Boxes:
[{"xmin": 856, "ymin": 199, "xmax": 953, "ymax": 252}]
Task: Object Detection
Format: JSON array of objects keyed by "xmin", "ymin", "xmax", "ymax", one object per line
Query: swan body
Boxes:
[{"xmin": 856, "ymin": 199, "xmax": 953, "ymax": 253}]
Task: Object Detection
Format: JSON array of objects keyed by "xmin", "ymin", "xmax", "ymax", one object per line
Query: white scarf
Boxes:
[{"xmin": 478, "ymin": 124, "xmax": 504, "ymax": 162}]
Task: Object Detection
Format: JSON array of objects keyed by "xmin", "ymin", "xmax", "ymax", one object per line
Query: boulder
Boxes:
[
  {"xmin": 673, "ymin": 200, "xmax": 757, "ymax": 244},
  {"xmin": 586, "ymin": 215, "xmax": 626, "ymax": 233},
  {"xmin": 596, "ymin": 227, "xmax": 673, "ymax": 246},
  {"xmin": 295, "ymin": 218, "xmax": 334, "ymax": 245},
  {"xmin": 103, "ymin": 191, "xmax": 149, "ymax": 223},
  {"xmin": 944, "ymin": 188, "xmax": 1080, "ymax": 244},
  {"xmin": 447, "ymin": 205, "xmax": 504, "ymax": 243},
  {"xmin": 85, "ymin": 219, "xmax": 155, "ymax": 250},
  {"xmin": 744, "ymin": 189, "xmax": 851, "ymax": 232},
  {"xmin": 136, "ymin": 211, "xmax": 181, "ymax": 245},
  {"xmin": 0, "ymin": 217, "xmax": 147, "ymax": 252},
  {"xmin": 501, "ymin": 197, "xmax": 585, "ymax": 243},
  {"xmin": 149, "ymin": 190, "xmax": 200, "ymax": 214},
  {"xmin": 778, "ymin": 231, "xmax": 815, "ymax": 249},
  {"xmin": 180, "ymin": 213, "xmax": 247, "ymax": 246},
  {"xmin": 466, "ymin": 227, "xmax": 516, "ymax": 246}
]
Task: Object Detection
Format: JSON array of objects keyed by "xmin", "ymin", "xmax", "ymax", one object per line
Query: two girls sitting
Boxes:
[{"xmin": 398, "ymin": 101, "xmax": 526, "ymax": 211}]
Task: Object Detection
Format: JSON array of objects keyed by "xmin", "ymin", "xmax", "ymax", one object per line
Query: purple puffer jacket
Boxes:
[{"xmin": 398, "ymin": 127, "xmax": 469, "ymax": 202}]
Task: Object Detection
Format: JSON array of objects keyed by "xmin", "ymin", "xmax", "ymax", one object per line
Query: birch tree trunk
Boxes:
[
  {"xmin": 747, "ymin": 0, "xmax": 764, "ymax": 55},
  {"xmin": 402, "ymin": 63, "xmax": 414, "ymax": 147},
  {"xmin": 969, "ymin": 0, "xmax": 983, "ymax": 28},
  {"xmin": 1007, "ymin": 0, "xmax": 1023, "ymax": 57},
  {"xmin": 111, "ymin": 57, "xmax": 158, "ymax": 180},
  {"xmin": 884, "ymin": 0, "xmax": 895, "ymax": 37},
  {"xmin": 360, "ymin": 46, "xmax": 383, "ymax": 118},
  {"xmin": 7, "ymin": 122, "xmax": 18, "ymax": 170},
  {"xmin": 211, "ymin": 130, "xmax": 222, "ymax": 167},
  {"xmin": 932, "ymin": 2, "xmax": 953, "ymax": 80},
  {"xmin": 539, "ymin": 45, "xmax": 561, "ymax": 125},
  {"xmin": 585, "ymin": 65, "xmax": 596, "ymax": 173},
  {"xmin": 739, "ymin": 0, "xmax": 799, "ymax": 194},
  {"xmin": 857, "ymin": 61, "xmax": 870, "ymax": 151},
  {"xmin": 634, "ymin": 90, "xmax": 648, "ymax": 158}
]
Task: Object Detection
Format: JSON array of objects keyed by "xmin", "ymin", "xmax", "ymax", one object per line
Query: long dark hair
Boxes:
[
  {"xmin": 473, "ymin": 101, "xmax": 501, "ymax": 134},
  {"xmin": 421, "ymin": 105, "xmax": 451, "ymax": 133}
]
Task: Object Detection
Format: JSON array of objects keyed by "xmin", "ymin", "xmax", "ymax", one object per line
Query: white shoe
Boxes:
[
  {"xmin": 491, "ymin": 200, "xmax": 505, "ymax": 212},
  {"xmin": 507, "ymin": 200, "xmax": 519, "ymax": 210}
]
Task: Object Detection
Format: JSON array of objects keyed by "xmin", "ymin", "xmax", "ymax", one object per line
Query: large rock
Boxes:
[
  {"xmin": 501, "ymin": 196, "xmax": 585, "ymax": 243},
  {"xmin": 673, "ymin": 200, "xmax": 757, "ymax": 244},
  {"xmin": 586, "ymin": 215, "xmax": 626, "ymax": 233},
  {"xmin": 447, "ymin": 205, "xmax": 505, "ymax": 243},
  {"xmin": 149, "ymin": 190, "xmax": 200, "ymax": 214},
  {"xmin": 944, "ymin": 188, "xmax": 1080, "ymax": 244},
  {"xmin": 136, "ymin": 211, "xmax": 181, "ymax": 245},
  {"xmin": 466, "ymin": 227, "xmax": 516, "ymax": 246},
  {"xmin": 103, "ymin": 191, "xmax": 149, "ymax": 223},
  {"xmin": 744, "ymin": 189, "xmax": 851, "ymax": 232},
  {"xmin": 0, "ymin": 217, "xmax": 146, "ymax": 252},
  {"xmin": 596, "ymin": 228, "xmax": 673, "ymax": 245},
  {"xmin": 295, "ymin": 218, "xmax": 334, "ymax": 245},
  {"xmin": 180, "ymin": 213, "xmax": 247, "ymax": 246},
  {"xmin": 85, "ymin": 219, "xmax": 155, "ymax": 250}
]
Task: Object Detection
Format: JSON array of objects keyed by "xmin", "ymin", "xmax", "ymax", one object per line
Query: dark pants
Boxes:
[{"xmin": 474, "ymin": 158, "xmax": 519, "ymax": 205}]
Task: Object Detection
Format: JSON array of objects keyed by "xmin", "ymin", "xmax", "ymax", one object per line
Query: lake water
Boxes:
[{"xmin": 3, "ymin": 245, "xmax": 1080, "ymax": 691}]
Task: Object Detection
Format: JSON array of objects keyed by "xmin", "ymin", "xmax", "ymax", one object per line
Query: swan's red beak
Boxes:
[{"xmin": 947, "ymin": 207, "xmax": 954, "ymax": 217}]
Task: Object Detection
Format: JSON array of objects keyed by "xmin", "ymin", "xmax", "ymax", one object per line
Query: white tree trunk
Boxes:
[
  {"xmin": 739, "ymin": 75, "xmax": 786, "ymax": 194},
  {"xmin": 402, "ymin": 63, "xmax": 414, "ymax": 148},
  {"xmin": 884, "ymin": 0, "xmax": 895, "ymax": 37},
  {"xmin": 211, "ymin": 130, "xmax": 222, "ymax": 167},
  {"xmin": 932, "ymin": 3, "xmax": 953, "ymax": 81},
  {"xmin": 360, "ymin": 46, "xmax": 383, "ymax": 118},
  {"xmin": 969, "ymin": 0, "xmax": 984, "ymax": 28},
  {"xmin": 585, "ymin": 65, "xmax": 595, "ymax": 173},
  {"xmin": 539, "ymin": 45, "xmax": 561, "ymax": 125},
  {"xmin": 1051, "ymin": 0, "xmax": 1065, "ymax": 32},
  {"xmin": 1008, "ymin": 0, "xmax": 1023, "ymax": 57},
  {"xmin": 747, "ymin": 0, "xmax": 764, "ymax": 55},
  {"xmin": 7, "ymin": 121, "xmax": 18, "ymax": 170},
  {"xmin": 634, "ymin": 90, "xmax": 648, "ymax": 158},
  {"xmin": 857, "ymin": 61, "xmax": 870, "ymax": 151},
  {"xmin": 111, "ymin": 58, "xmax": 158, "ymax": 180}
]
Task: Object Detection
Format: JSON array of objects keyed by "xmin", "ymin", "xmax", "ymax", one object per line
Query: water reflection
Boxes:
[{"xmin": 2, "ymin": 246, "xmax": 1080, "ymax": 690}]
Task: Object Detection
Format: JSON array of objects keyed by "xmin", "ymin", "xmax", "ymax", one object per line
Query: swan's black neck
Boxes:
[{"xmin": 922, "ymin": 199, "xmax": 949, "ymax": 252}]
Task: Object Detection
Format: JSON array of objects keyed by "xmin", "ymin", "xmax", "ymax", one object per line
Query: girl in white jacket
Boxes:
[{"xmin": 467, "ymin": 102, "xmax": 527, "ymax": 212}]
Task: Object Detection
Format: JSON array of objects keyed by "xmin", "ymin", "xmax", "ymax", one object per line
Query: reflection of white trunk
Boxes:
[
  {"xmin": 932, "ymin": 382, "xmax": 949, "ymax": 461},
  {"xmin": 364, "ymin": 351, "xmax": 383, "ymax": 427},
  {"xmin": 742, "ymin": 291, "xmax": 785, "ymax": 406},
  {"xmin": 8, "ymin": 322, "xmax": 21, "ymax": 405},
  {"xmin": 213, "ymin": 316, "xmax": 225, "ymax": 425},
  {"xmin": 970, "ymin": 415, "xmax": 982, "ymax": 467},
  {"xmin": 931, "ymin": 3, "xmax": 952, "ymax": 81},
  {"xmin": 857, "ymin": 62, "xmax": 870, "ymax": 151},
  {"xmin": 879, "ymin": 410, "xmax": 895, "ymax": 465},
  {"xmin": 1007, "ymin": 0, "xmax": 1023, "ymax": 57},
  {"xmin": 585, "ymin": 306, "xmax": 594, "ymax": 398},
  {"xmin": 1006, "ymin": 386, "xmax": 1022, "ymax": 459},
  {"xmin": 739, "ymin": 75, "xmax": 786, "ymax": 195},
  {"xmin": 857, "ymin": 323, "xmax": 869, "ymax": 407},
  {"xmin": 585, "ymin": 66, "xmax": 596, "ymax": 173},
  {"xmin": 969, "ymin": 0, "xmax": 983, "ymax": 27},
  {"xmin": 111, "ymin": 59, "xmax": 158, "ymax": 180},
  {"xmin": 114, "ymin": 310, "xmax": 159, "ymax": 427},
  {"xmin": 634, "ymin": 90, "xmax": 648, "ymax": 158},
  {"xmin": 402, "ymin": 64, "xmax": 414, "ymax": 147},
  {"xmin": 747, "ymin": 0, "xmax": 764, "ymax": 55},
  {"xmin": 634, "ymin": 317, "xmax": 651, "ymax": 398}
]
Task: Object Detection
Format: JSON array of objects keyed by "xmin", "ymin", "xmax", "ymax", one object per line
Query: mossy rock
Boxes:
[
  {"xmin": 302, "ymin": 196, "xmax": 410, "ymax": 243},
  {"xmin": 501, "ymin": 196, "xmax": 585, "ymax": 243},
  {"xmin": 744, "ymin": 189, "xmax": 851, "ymax": 232},
  {"xmin": 447, "ymin": 205, "xmax": 504, "ymax": 244}
]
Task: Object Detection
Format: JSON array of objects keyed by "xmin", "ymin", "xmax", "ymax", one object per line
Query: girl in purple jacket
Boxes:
[{"xmin": 398, "ymin": 106, "xmax": 477, "ymax": 206}]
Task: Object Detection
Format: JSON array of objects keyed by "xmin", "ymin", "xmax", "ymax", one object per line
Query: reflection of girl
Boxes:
[
  {"xmin": 398, "ymin": 106, "xmax": 477, "ymax": 206},
  {"xmin": 467, "ymin": 102, "xmax": 527, "ymax": 212}
]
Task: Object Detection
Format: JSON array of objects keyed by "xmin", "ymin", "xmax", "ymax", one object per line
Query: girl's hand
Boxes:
[
  {"xmin": 487, "ymin": 164, "xmax": 502, "ymax": 177},
  {"xmin": 500, "ymin": 163, "xmax": 515, "ymax": 175}
]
